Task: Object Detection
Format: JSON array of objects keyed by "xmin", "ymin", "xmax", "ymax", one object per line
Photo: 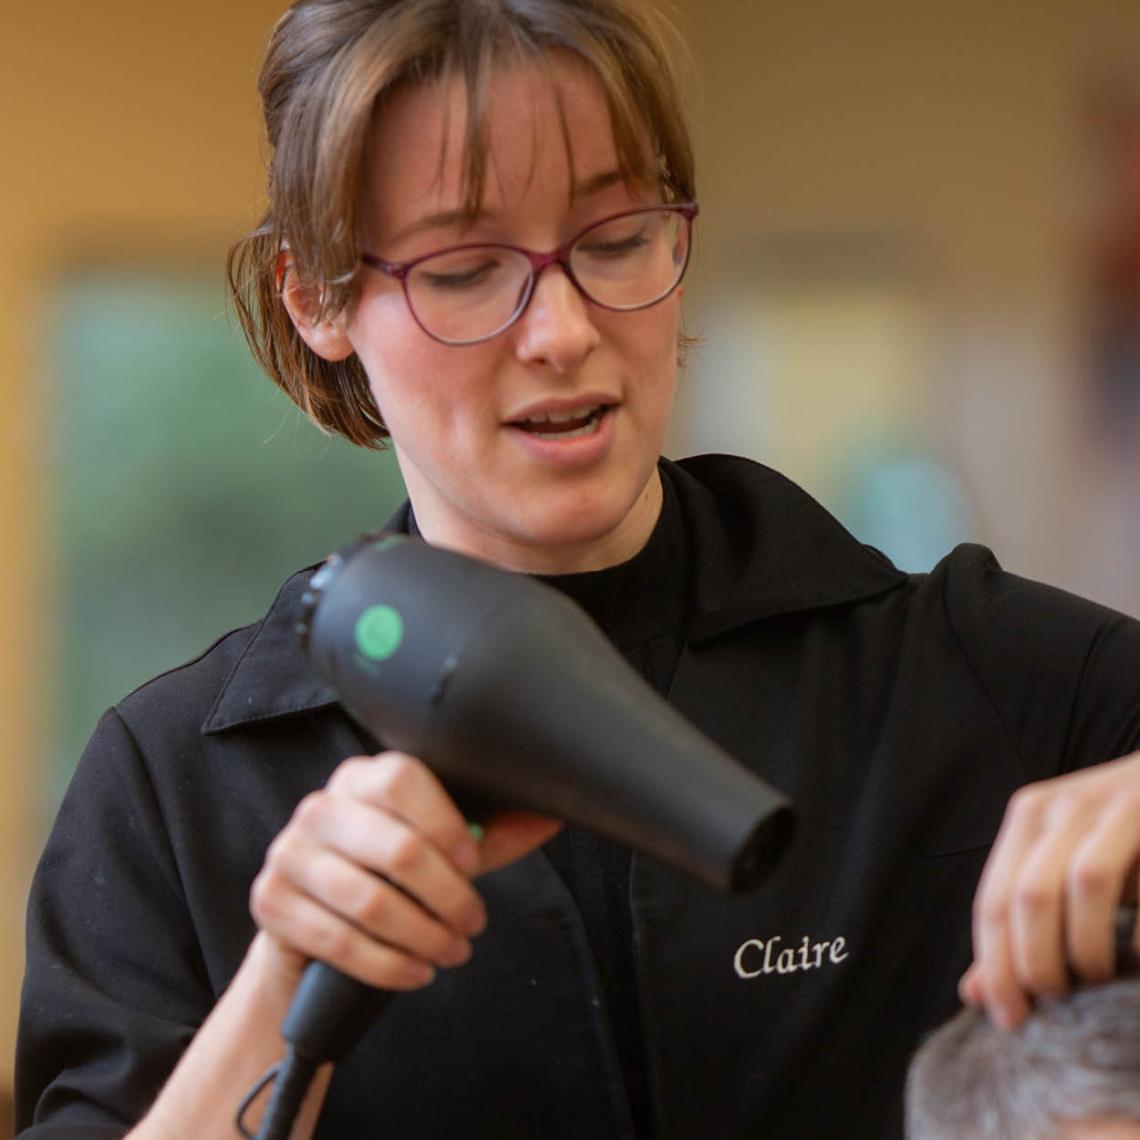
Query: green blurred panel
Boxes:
[{"xmin": 50, "ymin": 274, "xmax": 406, "ymax": 808}]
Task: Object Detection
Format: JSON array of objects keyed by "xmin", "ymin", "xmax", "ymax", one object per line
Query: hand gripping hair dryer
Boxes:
[
  {"xmin": 254, "ymin": 533, "xmax": 795, "ymax": 1139},
  {"xmin": 298, "ymin": 533, "xmax": 795, "ymax": 893}
]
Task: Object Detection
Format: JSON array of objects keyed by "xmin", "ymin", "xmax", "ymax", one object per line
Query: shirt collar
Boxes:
[
  {"xmin": 204, "ymin": 454, "xmax": 906, "ymax": 733},
  {"xmin": 663, "ymin": 454, "xmax": 907, "ymax": 643}
]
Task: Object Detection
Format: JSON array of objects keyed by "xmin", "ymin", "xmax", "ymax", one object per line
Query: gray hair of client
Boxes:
[
  {"xmin": 906, "ymin": 910, "xmax": 1140, "ymax": 1140},
  {"xmin": 905, "ymin": 978, "xmax": 1140, "ymax": 1139}
]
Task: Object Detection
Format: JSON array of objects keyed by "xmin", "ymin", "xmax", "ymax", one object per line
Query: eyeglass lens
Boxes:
[{"xmin": 405, "ymin": 208, "xmax": 691, "ymax": 345}]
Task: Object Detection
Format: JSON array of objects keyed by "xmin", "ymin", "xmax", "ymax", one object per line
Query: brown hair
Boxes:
[{"xmin": 227, "ymin": 0, "xmax": 696, "ymax": 448}]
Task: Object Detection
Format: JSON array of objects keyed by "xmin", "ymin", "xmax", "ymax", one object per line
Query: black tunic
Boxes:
[{"xmin": 17, "ymin": 455, "xmax": 1140, "ymax": 1139}]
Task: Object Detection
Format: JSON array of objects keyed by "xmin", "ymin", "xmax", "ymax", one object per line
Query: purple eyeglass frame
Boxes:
[{"xmin": 360, "ymin": 201, "xmax": 699, "ymax": 346}]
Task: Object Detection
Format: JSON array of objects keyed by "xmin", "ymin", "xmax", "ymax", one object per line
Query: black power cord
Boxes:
[
  {"xmin": 235, "ymin": 962, "xmax": 396, "ymax": 1139},
  {"xmin": 248, "ymin": 1047, "xmax": 320, "ymax": 1140},
  {"xmin": 235, "ymin": 1063, "xmax": 279, "ymax": 1137}
]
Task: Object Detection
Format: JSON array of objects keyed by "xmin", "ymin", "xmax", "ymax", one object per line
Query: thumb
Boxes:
[{"xmin": 474, "ymin": 811, "xmax": 564, "ymax": 876}]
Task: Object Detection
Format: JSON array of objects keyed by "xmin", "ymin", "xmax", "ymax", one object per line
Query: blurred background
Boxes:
[{"xmin": 3, "ymin": 0, "xmax": 1140, "ymax": 1129}]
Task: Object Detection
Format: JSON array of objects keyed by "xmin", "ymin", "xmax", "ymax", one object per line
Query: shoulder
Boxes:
[
  {"xmin": 667, "ymin": 452, "xmax": 1140, "ymax": 773},
  {"xmin": 918, "ymin": 542, "xmax": 1140, "ymax": 668},
  {"xmin": 911, "ymin": 543, "xmax": 1140, "ymax": 773}
]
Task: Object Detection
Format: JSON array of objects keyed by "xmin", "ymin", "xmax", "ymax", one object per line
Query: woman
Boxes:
[{"xmin": 17, "ymin": 1, "xmax": 1140, "ymax": 1137}]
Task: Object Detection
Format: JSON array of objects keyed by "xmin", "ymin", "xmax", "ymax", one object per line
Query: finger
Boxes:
[
  {"xmin": 973, "ymin": 785, "xmax": 1046, "ymax": 1029},
  {"xmin": 978, "ymin": 916, "xmax": 1030, "ymax": 1030},
  {"xmin": 476, "ymin": 812, "xmax": 564, "ymax": 876},
  {"xmin": 958, "ymin": 961, "xmax": 984, "ymax": 1005},
  {"xmin": 1066, "ymin": 794, "xmax": 1139, "ymax": 982},
  {"xmin": 1008, "ymin": 793, "xmax": 1098, "ymax": 997},
  {"xmin": 252, "ymin": 880, "xmax": 436, "ymax": 991},
  {"xmin": 292, "ymin": 793, "xmax": 487, "ymax": 937},
  {"xmin": 329, "ymin": 753, "xmax": 481, "ymax": 874},
  {"xmin": 284, "ymin": 846, "xmax": 473, "ymax": 969}
]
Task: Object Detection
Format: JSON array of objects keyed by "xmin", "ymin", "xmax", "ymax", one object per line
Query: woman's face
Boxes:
[{"xmin": 337, "ymin": 56, "xmax": 682, "ymax": 573}]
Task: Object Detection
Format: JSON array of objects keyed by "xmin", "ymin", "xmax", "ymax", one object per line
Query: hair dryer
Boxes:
[
  {"xmin": 298, "ymin": 532, "xmax": 794, "ymax": 893},
  {"xmin": 255, "ymin": 532, "xmax": 794, "ymax": 1138}
]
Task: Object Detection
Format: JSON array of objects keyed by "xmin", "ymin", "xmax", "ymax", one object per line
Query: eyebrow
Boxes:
[{"xmin": 382, "ymin": 169, "xmax": 629, "ymax": 248}]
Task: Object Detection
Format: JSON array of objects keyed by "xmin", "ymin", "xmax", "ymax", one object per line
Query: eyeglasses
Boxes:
[{"xmin": 361, "ymin": 202, "xmax": 698, "ymax": 347}]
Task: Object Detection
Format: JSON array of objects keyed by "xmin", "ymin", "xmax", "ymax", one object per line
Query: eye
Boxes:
[
  {"xmin": 413, "ymin": 248, "xmax": 513, "ymax": 292},
  {"xmin": 577, "ymin": 227, "xmax": 650, "ymax": 258},
  {"xmin": 419, "ymin": 258, "xmax": 503, "ymax": 290}
]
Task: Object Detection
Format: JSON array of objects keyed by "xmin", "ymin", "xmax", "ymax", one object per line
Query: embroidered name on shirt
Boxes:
[{"xmin": 733, "ymin": 934, "xmax": 849, "ymax": 979}]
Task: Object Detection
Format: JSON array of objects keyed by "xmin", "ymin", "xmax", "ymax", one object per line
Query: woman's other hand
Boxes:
[
  {"xmin": 960, "ymin": 752, "xmax": 1140, "ymax": 1028},
  {"xmin": 248, "ymin": 751, "xmax": 562, "ymax": 996}
]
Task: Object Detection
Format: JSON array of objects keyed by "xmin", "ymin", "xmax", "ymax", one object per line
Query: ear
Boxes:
[{"xmin": 279, "ymin": 256, "xmax": 355, "ymax": 362}]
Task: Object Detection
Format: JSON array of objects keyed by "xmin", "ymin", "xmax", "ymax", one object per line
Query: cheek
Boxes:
[
  {"xmin": 356, "ymin": 325, "xmax": 503, "ymax": 450},
  {"xmin": 349, "ymin": 294, "xmax": 413, "ymax": 405},
  {"xmin": 350, "ymin": 294, "xmax": 451, "ymax": 427},
  {"xmin": 624, "ymin": 304, "xmax": 681, "ymax": 402},
  {"xmin": 365, "ymin": 357, "xmax": 451, "ymax": 445}
]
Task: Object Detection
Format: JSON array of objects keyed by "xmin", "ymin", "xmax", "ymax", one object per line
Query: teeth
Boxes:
[
  {"xmin": 522, "ymin": 404, "xmax": 601, "ymax": 425},
  {"xmin": 551, "ymin": 419, "xmax": 601, "ymax": 439}
]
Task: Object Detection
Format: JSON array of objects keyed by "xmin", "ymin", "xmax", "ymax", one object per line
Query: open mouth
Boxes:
[{"xmin": 509, "ymin": 403, "xmax": 612, "ymax": 440}]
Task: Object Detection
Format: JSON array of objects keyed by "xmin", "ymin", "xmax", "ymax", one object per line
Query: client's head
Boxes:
[{"xmin": 906, "ymin": 977, "xmax": 1140, "ymax": 1140}]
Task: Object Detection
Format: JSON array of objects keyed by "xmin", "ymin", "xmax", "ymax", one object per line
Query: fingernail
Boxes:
[
  {"xmin": 407, "ymin": 963, "xmax": 436, "ymax": 987},
  {"xmin": 470, "ymin": 906, "xmax": 487, "ymax": 936},
  {"xmin": 993, "ymin": 1005, "xmax": 1016, "ymax": 1031},
  {"xmin": 453, "ymin": 837, "xmax": 479, "ymax": 874},
  {"xmin": 445, "ymin": 938, "xmax": 472, "ymax": 966}
]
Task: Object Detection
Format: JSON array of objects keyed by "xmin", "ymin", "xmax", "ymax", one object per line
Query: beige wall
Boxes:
[
  {"xmin": 673, "ymin": 0, "xmax": 1140, "ymax": 611},
  {"xmin": 3, "ymin": 0, "xmax": 1140, "ymax": 1111}
]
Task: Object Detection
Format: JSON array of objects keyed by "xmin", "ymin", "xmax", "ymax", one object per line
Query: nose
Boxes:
[{"xmin": 513, "ymin": 264, "xmax": 601, "ymax": 372}]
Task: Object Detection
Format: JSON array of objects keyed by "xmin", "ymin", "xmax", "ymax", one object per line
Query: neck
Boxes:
[{"xmin": 409, "ymin": 470, "xmax": 664, "ymax": 574}]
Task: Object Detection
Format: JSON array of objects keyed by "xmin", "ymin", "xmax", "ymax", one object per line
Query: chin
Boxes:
[
  {"xmin": 512, "ymin": 507, "xmax": 623, "ymax": 550},
  {"xmin": 503, "ymin": 481, "xmax": 651, "ymax": 558}
]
